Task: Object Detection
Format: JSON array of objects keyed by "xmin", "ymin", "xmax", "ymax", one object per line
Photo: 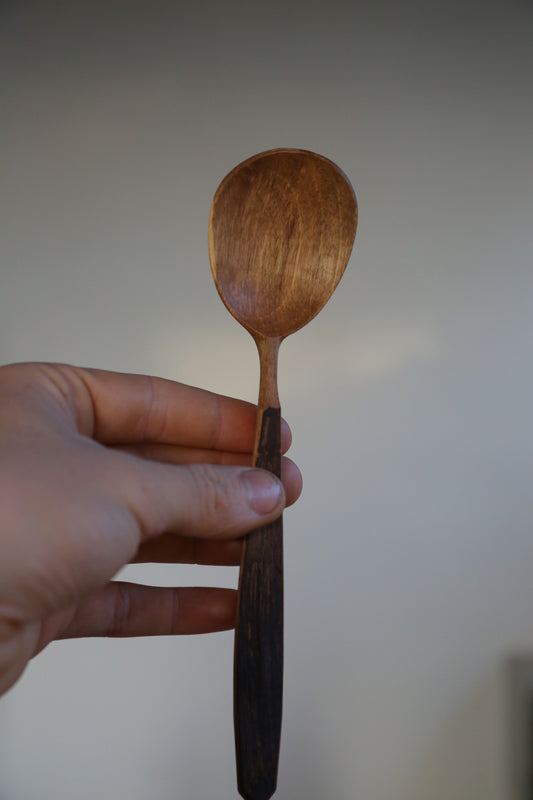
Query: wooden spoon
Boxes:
[{"xmin": 208, "ymin": 148, "xmax": 357, "ymax": 800}]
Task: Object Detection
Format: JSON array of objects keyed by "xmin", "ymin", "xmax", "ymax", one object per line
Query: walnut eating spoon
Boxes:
[{"xmin": 208, "ymin": 148, "xmax": 357, "ymax": 800}]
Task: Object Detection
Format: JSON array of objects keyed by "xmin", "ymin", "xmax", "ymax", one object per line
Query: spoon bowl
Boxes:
[{"xmin": 209, "ymin": 148, "xmax": 357, "ymax": 340}]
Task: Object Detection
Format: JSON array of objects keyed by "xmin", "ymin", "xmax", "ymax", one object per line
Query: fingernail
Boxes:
[{"xmin": 241, "ymin": 469, "xmax": 283, "ymax": 515}]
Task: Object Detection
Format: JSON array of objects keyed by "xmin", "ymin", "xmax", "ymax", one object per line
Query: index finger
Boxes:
[{"xmin": 70, "ymin": 367, "xmax": 292, "ymax": 453}]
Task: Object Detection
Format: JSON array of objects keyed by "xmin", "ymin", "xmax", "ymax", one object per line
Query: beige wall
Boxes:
[{"xmin": 1, "ymin": 1, "xmax": 533, "ymax": 798}]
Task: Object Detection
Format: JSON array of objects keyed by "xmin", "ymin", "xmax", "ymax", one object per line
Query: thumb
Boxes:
[{"xmin": 124, "ymin": 461, "xmax": 286, "ymax": 542}]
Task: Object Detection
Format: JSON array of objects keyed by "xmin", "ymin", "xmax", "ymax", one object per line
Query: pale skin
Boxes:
[{"xmin": 0, "ymin": 363, "xmax": 302, "ymax": 697}]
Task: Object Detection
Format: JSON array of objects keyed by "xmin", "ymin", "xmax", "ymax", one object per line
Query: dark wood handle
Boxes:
[{"xmin": 234, "ymin": 406, "xmax": 283, "ymax": 800}]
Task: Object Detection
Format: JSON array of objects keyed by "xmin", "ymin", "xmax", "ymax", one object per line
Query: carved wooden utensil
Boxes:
[{"xmin": 208, "ymin": 148, "xmax": 357, "ymax": 800}]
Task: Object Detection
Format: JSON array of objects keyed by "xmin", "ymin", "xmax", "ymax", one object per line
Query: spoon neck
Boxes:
[{"xmin": 256, "ymin": 336, "xmax": 281, "ymax": 410}]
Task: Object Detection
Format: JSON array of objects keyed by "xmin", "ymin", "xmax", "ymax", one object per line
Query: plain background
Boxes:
[{"xmin": 1, "ymin": 1, "xmax": 533, "ymax": 798}]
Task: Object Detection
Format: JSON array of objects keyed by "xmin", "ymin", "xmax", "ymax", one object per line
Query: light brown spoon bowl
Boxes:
[
  {"xmin": 209, "ymin": 148, "xmax": 357, "ymax": 800},
  {"xmin": 209, "ymin": 148, "xmax": 357, "ymax": 341}
]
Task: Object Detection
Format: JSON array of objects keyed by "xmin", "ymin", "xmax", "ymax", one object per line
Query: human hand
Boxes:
[{"xmin": 0, "ymin": 363, "xmax": 302, "ymax": 696}]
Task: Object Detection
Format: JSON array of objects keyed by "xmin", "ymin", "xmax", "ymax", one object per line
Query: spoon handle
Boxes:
[{"xmin": 234, "ymin": 341, "xmax": 283, "ymax": 800}]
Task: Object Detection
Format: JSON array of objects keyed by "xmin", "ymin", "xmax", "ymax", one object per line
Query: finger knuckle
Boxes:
[
  {"xmin": 188, "ymin": 464, "xmax": 232, "ymax": 526},
  {"xmin": 110, "ymin": 584, "xmax": 132, "ymax": 636}
]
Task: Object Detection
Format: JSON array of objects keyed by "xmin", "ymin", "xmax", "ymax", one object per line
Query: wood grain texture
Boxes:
[
  {"xmin": 208, "ymin": 148, "xmax": 357, "ymax": 799},
  {"xmin": 209, "ymin": 149, "xmax": 357, "ymax": 341},
  {"xmin": 235, "ymin": 407, "xmax": 282, "ymax": 800}
]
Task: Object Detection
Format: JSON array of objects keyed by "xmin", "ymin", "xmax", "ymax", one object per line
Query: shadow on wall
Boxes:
[{"xmin": 406, "ymin": 665, "xmax": 506, "ymax": 800}]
